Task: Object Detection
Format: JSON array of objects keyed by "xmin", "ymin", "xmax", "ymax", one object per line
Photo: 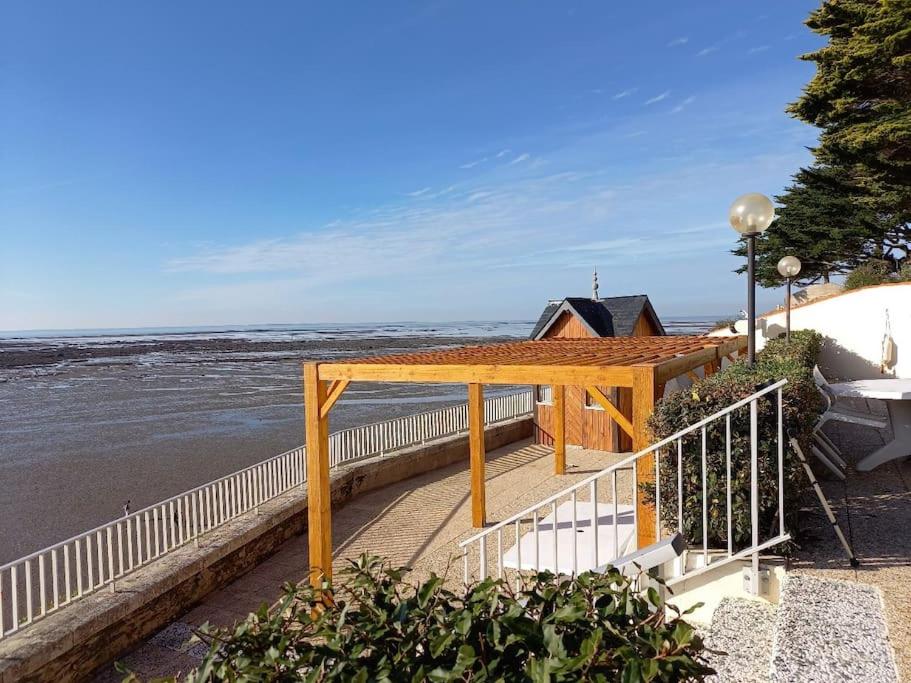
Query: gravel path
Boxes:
[
  {"xmin": 704, "ymin": 598, "xmax": 777, "ymax": 683},
  {"xmin": 771, "ymin": 575, "xmax": 898, "ymax": 682}
]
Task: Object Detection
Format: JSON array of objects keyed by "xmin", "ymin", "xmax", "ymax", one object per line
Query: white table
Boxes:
[
  {"xmin": 829, "ymin": 379, "xmax": 911, "ymax": 471},
  {"xmin": 502, "ymin": 501, "xmax": 636, "ymax": 574}
]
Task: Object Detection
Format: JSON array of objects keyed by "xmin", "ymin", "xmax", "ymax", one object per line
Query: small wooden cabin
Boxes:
[{"xmin": 531, "ymin": 293, "xmax": 665, "ymax": 452}]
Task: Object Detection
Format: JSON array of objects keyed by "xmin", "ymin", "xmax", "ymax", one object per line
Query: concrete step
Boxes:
[
  {"xmin": 704, "ymin": 598, "xmax": 777, "ymax": 682},
  {"xmin": 770, "ymin": 574, "xmax": 898, "ymax": 682}
]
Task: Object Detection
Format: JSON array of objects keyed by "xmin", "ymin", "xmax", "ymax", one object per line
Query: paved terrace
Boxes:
[
  {"xmin": 95, "ymin": 440, "xmax": 629, "ymax": 681},
  {"xmin": 95, "ymin": 413, "xmax": 911, "ymax": 682},
  {"xmin": 791, "ymin": 410, "xmax": 911, "ymax": 682}
]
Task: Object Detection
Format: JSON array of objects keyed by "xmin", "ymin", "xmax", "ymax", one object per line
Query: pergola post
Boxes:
[
  {"xmin": 467, "ymin": 383, "xmax": 486, "ymax": 527},
  {"xmin": 552, "ymin": 384, "xmax": 566, "ymax": 475},
  {"xmin": 304, "ymin": 363, "xmax": 332, "ymax": 586},
  {"xmin": 632, "ymin": 366, "xmax": 658, "ymax": 550}
]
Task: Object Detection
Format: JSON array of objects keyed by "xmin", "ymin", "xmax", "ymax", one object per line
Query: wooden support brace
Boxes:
[
  {"xmin": 304, "ymin": 363, "xmax": 332, "ymax": 587},
  {"xmin": 320, "ymin": 379, "xmax": 350, "ymax": 419},
  {"xmin": 584, "ymin": 386, "xmax": 634, "ymax": 439},
  {"xmin": 553, "ymin": 385, "xmax": 566, "ymax": 475},
  {"xmin": 468, "ymin": 383, "xmax": 486, "ymax": 527}
]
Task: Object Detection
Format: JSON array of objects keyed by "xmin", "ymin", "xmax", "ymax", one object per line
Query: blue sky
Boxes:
[{"xmin": 0, "ymin": 1, "xmax": 823, "ymax": 331}]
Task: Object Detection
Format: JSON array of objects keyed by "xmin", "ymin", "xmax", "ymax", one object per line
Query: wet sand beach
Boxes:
[{"xmin": 0, "ymin": 325, "xmax": 527, "ymax": 564}]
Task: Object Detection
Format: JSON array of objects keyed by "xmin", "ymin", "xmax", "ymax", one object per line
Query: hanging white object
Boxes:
[
  {"xmin": 882, "ymin": 336, "xmax": 897, "ymax": 373},
  {"xmin": 881, "ymin": 311, "xmax": 897, "ymax": 373}
]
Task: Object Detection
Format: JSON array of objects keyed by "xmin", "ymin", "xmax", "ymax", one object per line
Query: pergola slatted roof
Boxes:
[{"xmin": 317, "ymin": 335, "xmax": 746, "ymax": 385}]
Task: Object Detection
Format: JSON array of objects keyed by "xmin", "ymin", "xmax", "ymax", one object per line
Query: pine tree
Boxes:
[
  {"xmin": 740, "ymin": 0, "xmax": 911, "ymax": 289},
  {"xmin": 789, "ymin": 0, "xmax": 911, "ymax": 219},
  {"xmin": 734, "ymin": 165, "xmax": 886, "ymax": 286}
]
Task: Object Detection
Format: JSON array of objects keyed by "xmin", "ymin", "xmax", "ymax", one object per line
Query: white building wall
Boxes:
[
  {"xmin": 710, "ymin": 282, "xmax": 911, "ymax": 381},
  {"xmin": 712, "ymin": 282, "xmax": 911, "ymax": 380}
]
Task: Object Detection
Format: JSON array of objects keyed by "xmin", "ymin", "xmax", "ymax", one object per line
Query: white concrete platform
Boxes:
[{"xmin": 502, "ymin": 501, "xmax": 636, "ymax": 574}]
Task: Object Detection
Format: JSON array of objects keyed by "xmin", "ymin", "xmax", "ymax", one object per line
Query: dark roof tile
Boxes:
[{"xmin": 530, "ymin": 295, "xmax": 664, "ymax": 339}]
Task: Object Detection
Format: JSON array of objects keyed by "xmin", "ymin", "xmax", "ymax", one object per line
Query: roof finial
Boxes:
[{"xmin": 592, "ymin": 267, "xmax": 599, "ymax": 301}]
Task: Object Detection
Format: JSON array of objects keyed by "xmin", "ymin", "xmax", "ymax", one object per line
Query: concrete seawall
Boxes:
[{"xmin": 0, "ymin": 416, "xmax": 533, "ymax": 683}]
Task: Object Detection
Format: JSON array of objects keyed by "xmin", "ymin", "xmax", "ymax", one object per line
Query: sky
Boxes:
[{"xmin": 0, "ymin": 1, "xmax": 825, "ymax": 331}]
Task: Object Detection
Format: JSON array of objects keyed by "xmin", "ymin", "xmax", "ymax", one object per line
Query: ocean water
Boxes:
[{"xmin": 0, "ymin": 316, "xmax": 718, "ymax": 344}]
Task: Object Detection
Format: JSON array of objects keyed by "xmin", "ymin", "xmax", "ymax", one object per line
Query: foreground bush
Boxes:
[
  {"xmin": 647, "ymin": 330, "xmax": 823, "ymax": 551},
  {"xmin": 134, "ymin": 555, "xmax": 714, "ymax": 682}
]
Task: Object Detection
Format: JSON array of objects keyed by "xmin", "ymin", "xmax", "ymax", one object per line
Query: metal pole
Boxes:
[
  {"xmin": 747, "ymin": 233, "xmax": 757, "ymax": 366},
  {"xmin": 785, "ymin": 277, "xmax": 792, "ymax": 343}
]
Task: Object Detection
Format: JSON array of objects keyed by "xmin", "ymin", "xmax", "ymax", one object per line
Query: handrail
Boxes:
[
  {"xmin": 459, "ymin": 379, "xmax": 790, "ymax": 594},
  {"xmin": 459, "ymin": 379, "xmax": 787, "ymax": 547}
]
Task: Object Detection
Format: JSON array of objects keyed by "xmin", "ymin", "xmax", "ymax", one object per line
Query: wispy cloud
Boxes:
[
  {"xmin": 406, "ymin": 187, "xmax": 432, "ymax": 197},
  {"xmin": 509, "ymin": 152, "xmax": 531, "ymax": 165},
  {"xmin": 671, "ymin": 96, "xmax": 696, "ymax": 114},
  {"xmin": 696, "ymin": 46, "xmax": 718, "ymax": 57},
  {"xmin": 666, "ymin": 37, "xmax": 688, "ymax": 47},
  {"xmin": 748, "ymin": 45, "xmax": 770, "ymax": 54},
  {"xmin": 644, "ymin": 91, "xmax": 671, "ymax": 105},
  {"xmin": 459, "ymin": 157, "xmax": 488, "ymax": 169},
  {"xmin": 612, "ymin": 88, "xmax": 637, "ymax": 100},
  {"xmin": 495, "ymin": 149, "xmax": 512, "ymax": 158}
]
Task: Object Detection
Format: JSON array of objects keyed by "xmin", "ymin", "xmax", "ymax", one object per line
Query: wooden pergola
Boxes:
[{"xmin": 303, "ymin": 335, "xmax": 746, "ymax": 583}]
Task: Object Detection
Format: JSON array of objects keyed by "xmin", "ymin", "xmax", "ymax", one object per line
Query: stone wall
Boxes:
[{"xmin": 0, "ymin": 416, "xmax": 533, "ymax": 683}]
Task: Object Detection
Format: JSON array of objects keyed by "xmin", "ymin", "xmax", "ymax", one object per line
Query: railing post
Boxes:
[{"xmin": 749, "ymin": 395, "xmax": 760, "ymax": 594}]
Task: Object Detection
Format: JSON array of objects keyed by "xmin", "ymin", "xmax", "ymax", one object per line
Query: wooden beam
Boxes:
[
  {"xmin": 468, "ymin": 383, "xmax": 486, "ymax": 527},
  {"xmin": 553, "ymin": 385, "xmax": 566, "ymax": 475},
  {"xmin": 584, "ymin": 385, "xmax": 634, "ymax": 439},
  {"xmin": 319, "ymin": 379, "xmax": 350, "ymax": 419},
  {"xmin": 716, "ymin": 335, "xmax": 748, "ymax": 358},
  {"xmin": 632, "ymin": 367, "xmax": 658, "ymax": 550},
  {"xmin": 304, "ymin": 363, "xmax": 332, "ymax": 587},
  {"xmin": 652, "ymin": 346, "xmax": 719, "ymax": 385},
  {"xmin": 317, "ymin": 363, "xmax": 635, "ymax": 387}
]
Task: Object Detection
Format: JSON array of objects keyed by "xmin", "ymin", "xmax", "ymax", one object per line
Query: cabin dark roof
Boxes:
[{"xmin": 529, "ymin": 295, "xmax": 666, "ymax": 339}]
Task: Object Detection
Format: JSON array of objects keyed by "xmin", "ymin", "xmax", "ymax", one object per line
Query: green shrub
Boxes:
[
  {"xmin": 898, "ymin": 261, "xmax": 911, "ymax": 282},
  {"xmin": 647, "ymin": 331, "xmax": 823, "ymax": 551},
  {"xmin": 844, "ymin": 259, "xmax": 891, "ymax": 289},
  {"xmin": 133, "ymin": 555, "xmax": 714, "ymax": 682}
]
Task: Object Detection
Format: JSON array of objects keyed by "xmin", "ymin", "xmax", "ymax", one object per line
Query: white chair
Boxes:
[{"xmin": 810, "ymin": 366, "xmax": 888, "ymax": 479}]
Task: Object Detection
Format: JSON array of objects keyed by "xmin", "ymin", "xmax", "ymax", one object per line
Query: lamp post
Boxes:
[
  {"xmin": 729, "ymin": 193, "xmax": 776, "ymax": 366},
  {"xmin": 777, "ymin": 255, "xmax": 802, "ymax": 343}
]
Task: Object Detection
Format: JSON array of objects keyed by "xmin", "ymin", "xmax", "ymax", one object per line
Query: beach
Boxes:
[{"xmin": 0, "ymin": 318, "xmax": 715, "ymax": 565}]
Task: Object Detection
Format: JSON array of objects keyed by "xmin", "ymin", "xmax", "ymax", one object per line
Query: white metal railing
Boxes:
[
  {"xmin": 0, "ymin": 389, "xmax": 533, "ymax": 640},
  {"xmin": 329, "ymin": 390, "xmax": 533, "ymax": 467},
  {"xmin": 459, "ymin": 380, "xmax": 790, "ymax": 590}
]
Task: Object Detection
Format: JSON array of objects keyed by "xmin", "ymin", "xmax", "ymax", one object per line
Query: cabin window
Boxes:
[
  {"xmin": 536, "ymin": 385, "xmax": 552, "ymax": 405},
  {"xmin": 585, "ymin": 387, "xmax": 616, "ymax": 410}
]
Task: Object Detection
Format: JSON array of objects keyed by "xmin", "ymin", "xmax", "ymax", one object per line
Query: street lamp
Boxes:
[
  {"xmin": 729, "ymin": 193, "xmax": 776, "ymax": 366},
  {"xmin": 777, "ymin": 255, "xmax": 801, "ymax": 343}
]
